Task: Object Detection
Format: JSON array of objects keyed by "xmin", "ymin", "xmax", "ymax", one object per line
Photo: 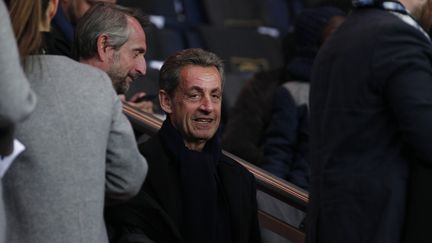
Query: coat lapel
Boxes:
[
  {"xmin": 140, "ymin": 136, "xmax": 183, "ymax": 240},
  {"xmin": 217, "ymin": 157, "xmax": 251, "ymax": 243}
]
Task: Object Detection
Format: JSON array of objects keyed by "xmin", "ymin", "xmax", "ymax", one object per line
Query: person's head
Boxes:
[
  {"xmin": 76, "ymin": 3, "xmax": 148, "ymax": 94},
  {"xmin": 159, "ymin": 48, "xmax": 224, "ymax": 151},
  {"xmin": 60, "ymin": 0, "xmax": 116, "ymax": 25},
  {"xmin": 400, "ymin": 0, "xmax": 432, "ymax": 31},
  {"xmin": 293, "ymin": 6, "xmax": 345, "ymax": 56},
  {"xmin": 5, "ymin": 0, "xmax": 59, "ymax": 59},
  {"xmin": 321, "ymin": 15, "xmax": 345, "ymax": 44}
]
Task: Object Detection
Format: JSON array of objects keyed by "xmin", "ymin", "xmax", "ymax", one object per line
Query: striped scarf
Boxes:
[{"xmin": 352, "ymin": 0, "xmax": 430, "ymax": 41}]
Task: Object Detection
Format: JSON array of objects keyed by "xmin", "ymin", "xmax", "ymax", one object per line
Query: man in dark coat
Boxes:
[
  {"xmin": 307, "ymin": 0, "xmax": 432, "ymax": 242},
  {"xmin": 106, "ymin": 48, "xmax": 261, "ymax": 243},
  {"xmin": 47, "ymin": 0, "xmax": 116, "ymax": 57}
]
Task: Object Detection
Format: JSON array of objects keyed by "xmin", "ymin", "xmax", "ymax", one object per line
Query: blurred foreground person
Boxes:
[
  {"xmin": 0, "ymin": 0, "xmax": 36, "ymax": 242},
  {"xmin": 3, "ymin": 0, "xmax": 147, "ymax": 242},
  {"xmin": 106, "ymin": 48, "xmax": 260, "ymax": 243},
  {"xmin": 307, "ymin": 0, "xmax": 432, "ymax": 242}
]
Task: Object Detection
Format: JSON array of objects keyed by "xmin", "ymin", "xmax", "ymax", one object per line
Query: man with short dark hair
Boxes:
[
  {"xmin": 106, "ymin": 48, "xmax": 261, "ymax": 243},
  {"xmin": 76, "ymin": 3, "xmax": 153, "ymax": 112}
]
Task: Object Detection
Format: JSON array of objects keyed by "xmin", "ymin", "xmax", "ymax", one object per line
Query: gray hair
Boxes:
[
  {"xmin": 159, "ymin": 48, "xmax": 225, "ymax": 97},
  {"xmin": 74, "ymin": 2, "xmax": 148, "ymax": 59}
]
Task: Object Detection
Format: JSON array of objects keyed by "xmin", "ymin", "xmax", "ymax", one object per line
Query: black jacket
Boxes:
[
  {"xmin": 106, "ymin": 131, "xmax": 260, "ymax": 243},
  {"xmin": 307, "ymin": 8, "xmax": 432, "ymax": 243}
]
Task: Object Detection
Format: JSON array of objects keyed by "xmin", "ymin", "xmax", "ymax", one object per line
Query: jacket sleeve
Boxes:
[
  {"xmin": 105, "ymin": 93, "xmax": 148, "ymax": 202},
  {"xmin": 261, "ymin": 87, "xmax": 297, "ymax": 179},
  {"xmin": 373, "ymin": 22, "xmax": 432, "ymax": 166}
]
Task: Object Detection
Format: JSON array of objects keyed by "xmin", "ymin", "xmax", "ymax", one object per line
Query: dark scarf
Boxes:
[{"xmin": 159, "ymin": 119, "xmax": 231, "ymax": 243}]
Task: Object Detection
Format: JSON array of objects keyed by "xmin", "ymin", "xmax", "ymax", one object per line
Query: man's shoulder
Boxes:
[
  {"xmin": 138, "ymin": 134, "xmax": 170, "ymax": 165},
  {"xmin": 50, "ymin": 56, "xmax": 109, "ymax": 76},
  {"xmin": 28, "ymin": 55, "xmax": 110, "ymax": 80},
  {"xmin": 219, "ymin": 153, "xmax": 255, "ymax": 181},
  {"xmin": 139, "ymin": 134, "xmax": 161, "ymax": 153},
  {"xmin": 352, "ymin": 9, "xmax": 428, "ymax": 39}
]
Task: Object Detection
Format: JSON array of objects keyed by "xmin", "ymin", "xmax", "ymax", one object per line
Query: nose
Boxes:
[
  {"xmin": 199, "ymin": 95, "xmax": 214, "ymax": 113},
  {"xmin": 135, "ymin": 57, "xmax": 147, "ymax": 76}
]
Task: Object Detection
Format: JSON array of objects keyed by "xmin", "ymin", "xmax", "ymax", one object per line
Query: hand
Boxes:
[{"xmin": 119, "ymin": 93, "xmax": 154, "ymax": 114}]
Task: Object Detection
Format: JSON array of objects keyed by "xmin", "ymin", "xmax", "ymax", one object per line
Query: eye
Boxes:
[
  {"xmin": 187, "ymin": 93, "xmax": 201, "ymax": 101},
  {"xmin": 132, "ymin": 50, "xmax": 145, "ymax": 58},
  {"xmin": 211, "ymin": 93, "xmax": 221, "ymax": 101}
]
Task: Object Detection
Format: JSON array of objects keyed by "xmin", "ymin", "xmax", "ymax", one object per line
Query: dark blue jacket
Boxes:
[{"xmin": 261, "ymin": 85, "xmax": 309, "ymax": 189}]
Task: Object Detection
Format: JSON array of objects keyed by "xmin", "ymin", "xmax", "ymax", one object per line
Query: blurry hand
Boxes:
[{"xmin": 119, "ymin": 93, "xmax": 154, "ymax": 114}]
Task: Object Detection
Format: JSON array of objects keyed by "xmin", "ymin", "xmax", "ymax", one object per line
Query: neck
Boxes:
[
  {"xmin": 184, "ymin": 140, "xmax": 206, "ymax": 152},
  {"xmin": 401, "ymin": 0, "xmax": 432, "ymax": 30},
  {"xmin": 39, "ymin": 20, "xmax": 51, "ymax": 32},
  {"xmin": 400, "ymin": 0, "xmax": 425, "ymax": 16}
]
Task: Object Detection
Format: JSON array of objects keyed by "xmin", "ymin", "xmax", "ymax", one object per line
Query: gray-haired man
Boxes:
[{"xmin": 75, "ymin": 3, "xmax": 153, "ymax": 112}]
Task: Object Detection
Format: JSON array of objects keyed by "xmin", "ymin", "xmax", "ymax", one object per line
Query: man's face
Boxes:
[
  {"xmin": 106, "ymin": 16, "xmax": 147, "ymax": 94},
  {"xmin": 422, "ymin": 0, "xmax": 432, "ymax": 31},
  {"xmin": 65, "ymin": 0, "xmax": 116, "ymax": 25},
  {"xmin": 411, "ymin": 0, "xmax": 432, "ymax": 31},
  {"xmin": 163, "ymin": 65, "xmax": 222, "ymax": 151}
]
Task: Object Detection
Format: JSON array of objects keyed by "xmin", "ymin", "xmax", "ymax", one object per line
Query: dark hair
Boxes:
[
  {"xmin": 159, "ymin": 48, "xmax": 225, "ymax": 98},
  {"xmin": 75, "ymin": 2, "xmax": 149, "ymax": 60},
  {"xmin": 5, "ymin": 0, "xmax": 50, "ymax": 59},
  {"xmin": 294, "ymin": 6, "xmax": 345, "ymax": 55}
]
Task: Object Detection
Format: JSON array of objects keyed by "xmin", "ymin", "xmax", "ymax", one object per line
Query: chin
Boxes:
[{"xmin": 193, "ymin": 131, "xmax": 216, "ymax": 141}]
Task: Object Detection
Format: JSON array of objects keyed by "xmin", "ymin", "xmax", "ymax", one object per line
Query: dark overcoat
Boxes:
[
  {"xmin": 307, "ymin": 8, "xmax": 432, "ymax": 243},
  {"xmin": 106, "ymin": 134, "xmax": 260, "ymax": 243}
]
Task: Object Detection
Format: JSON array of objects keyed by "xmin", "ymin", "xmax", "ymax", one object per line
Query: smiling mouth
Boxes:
[
  {"xmin": 193, "ymin": 118, "xmax": 214, "ymax": 125},
  {"xmin": 195, "ymin": 117, "xmax": 213, "ymax": 121}
]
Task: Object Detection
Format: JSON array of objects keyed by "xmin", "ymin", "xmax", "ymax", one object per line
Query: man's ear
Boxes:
[
  {"xmin": 159, "ymin": 90, "xmax": 173, "ymax": 114},
  {"xmin": 47, "ymin": 0, "xmax": 59, "ymax": 20},
  {"xmin": 96, "ymin": 34, "xmax": 113, "ymax": 62}
]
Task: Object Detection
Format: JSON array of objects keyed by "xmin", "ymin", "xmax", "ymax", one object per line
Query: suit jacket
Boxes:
[
  {"xmin": 106, "ymin": 133, "xmax": 260, "ymax": 243},
  {"xmin": 3, "ymin": 55, "xmax": 148, "ymax": 243},
  {"xmin": 307, "ymin": 8, "xmax": 432, "ymax": 243}
]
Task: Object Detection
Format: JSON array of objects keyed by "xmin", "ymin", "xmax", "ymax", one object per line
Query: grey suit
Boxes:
[
  {"xmin": 0, "ymin": 1, "xmax": 36, "ymax": 242},
  {"xmin": 3, "ymin": 55, "xmax": 148, "ymax": 243}
]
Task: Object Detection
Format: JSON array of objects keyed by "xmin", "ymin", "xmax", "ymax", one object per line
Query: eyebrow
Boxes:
[
  {"xmin": 133, "ymin": 48, "xmax": 146, "ymax": 54},
  {"xmin": 188, "ymin": 86, "xmax": 221, "ymax": 93}
]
